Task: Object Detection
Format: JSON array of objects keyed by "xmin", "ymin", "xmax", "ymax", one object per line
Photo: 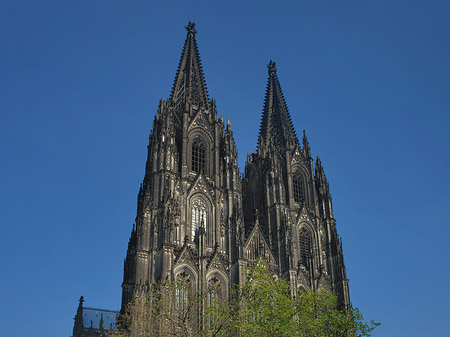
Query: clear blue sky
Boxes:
[{"xmin": 1, "ymin": 1, "xmax": 449, "ymax": 336}]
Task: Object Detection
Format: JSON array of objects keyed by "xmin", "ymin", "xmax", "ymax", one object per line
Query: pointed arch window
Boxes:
[
  {"xmin": 206, "ymin": 276, "xmax": 223, "ymax": 326},
  {"xmin": 299, "ymin": 227, "xmax": 312, "ymax": 268},
  {"xmin": 293, "ymin": 172, "xmax": 305, "ymax": 203},
  {"xmin": 207, "ymin": 276, "xmax": 223, "ymax": 306},
  {"xmin": 191, "ymin": 198, "xmax": 207, "ymax": 243},
  {"xmin": 192, "ymin": 138, "xmax": 206, "ymax": 174},
  {"xmin": 175, "ymin": 271, "xmax": 191, "ymax": 316}
]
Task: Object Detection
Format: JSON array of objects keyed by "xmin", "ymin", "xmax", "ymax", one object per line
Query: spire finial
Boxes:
[
  {"xmin": 303, "ymin": 130, "xmax": 308, "ymax": 144},
  {"xmin": 99, "ymin": 313, "xmax": 104, "ymax": 331},
  {"xmin": 254, "ymin": 208, "xmax": 260, "ymax": 221},
  {"xmin": 267, "ymin": 60, "xmax": 277, "ymax": 75},
  {"xmin": 185, "ymin": 21, "xmax": 197, "ymax": 35},
  {"xmin": 199, "ymin": 214, "xmax": 206, "ymax": 235}
]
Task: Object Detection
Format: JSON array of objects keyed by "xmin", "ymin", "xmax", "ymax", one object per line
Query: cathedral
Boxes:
[{"xmin": 72, "ymin": 21, "xmax": 350, "ymax": 336}]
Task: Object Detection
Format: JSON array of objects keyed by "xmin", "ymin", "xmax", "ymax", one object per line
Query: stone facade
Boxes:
[{"xmin": 121, "ymin": 21, "xmax": 350, "ymax": 313}]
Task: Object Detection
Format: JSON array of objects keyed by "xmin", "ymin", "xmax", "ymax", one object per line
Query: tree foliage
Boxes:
[
  {"xmin": 107, "ymin": 260, "xmax": 379, "ymax": 337},
  {"xmin": 232, "ymin": 260, "xmax": 380, "ymax": 337}
]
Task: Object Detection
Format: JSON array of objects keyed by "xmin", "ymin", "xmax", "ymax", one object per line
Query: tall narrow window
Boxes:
[
  {"xmin": 175, "ymin": 271, "xmax": 191, "ymax": 319},
  {"xmin": 191, "ymin": 198, "xmax": 207, "ymax": 242},
  {"xmin": 206, "ymin": 277, "xmax": 223, "ymax": 306},
  {"xmin": 206, "ymin": 276, "xmax": 223, "ymax": 326},
  {"xmin": 192, "ymin": 138, "xmax": 206, "ymax": 174},
  {"xmin": 293, "ymin": 172, "xmax": 305, "ymax": 203},
  {"xmin": 299, "ymin": 227, "xmax": 312, "ymax": 268}
]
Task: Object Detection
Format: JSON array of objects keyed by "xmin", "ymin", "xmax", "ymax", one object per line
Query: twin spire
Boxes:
[
  {"xmin": 170, "ymin": 21, "xmax": 210, "ymax": 111},
  {"xmin": 258, "ymin": 60, "xmax": 299, "ymax": 154},
  {"xmin": 170, "ymin": 22, "xmax": 299, "ymax": 152}
]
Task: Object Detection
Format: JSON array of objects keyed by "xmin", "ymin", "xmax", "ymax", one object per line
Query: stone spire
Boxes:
[
  {"xmin": 258, "ymin": 60, "xmax": 298, "ymax": 155},
  {"xmin": 72, "ymin": 296, "xmax": 84, "ymax": 337},
  {"xmin": 170, "ymin": 21, "xmax": 209, "ymax": 111},
  {"xmin": 315, "ymin": 157, "xmax": 329, "ymax": 197},
  {"xmin": 315, "ymin": 156, "xmax": 333, "ymax": 219},
  {"xmin": 302, "ymin": 130, "xmax": 311, "ymax": 159}
]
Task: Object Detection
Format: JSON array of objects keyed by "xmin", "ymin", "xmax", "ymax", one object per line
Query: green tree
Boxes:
[
  {"xmin": 234, "ymin": 259, "xmax": 380, "ymax": 337},
  {"xmin": 232, "ymin": 261, "xmax": 296, "ymax": 336}
]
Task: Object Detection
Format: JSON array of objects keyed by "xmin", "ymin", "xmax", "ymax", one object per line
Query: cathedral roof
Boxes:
[
  {"xmin": 82, "ymin": 307, "xmax": 119, "ymax": 331},
  {"xmin": 170, "ymin": 21, "xmax": 209, "ymax": 110},
  {"xmin": 258, "ymin": 60, "xmax": 299, "ymax": 154}
]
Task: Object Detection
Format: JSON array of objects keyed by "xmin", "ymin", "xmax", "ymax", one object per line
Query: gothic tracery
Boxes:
[
  {"xmin": 192, "ymin": 137, "xmax": 206, "ymax": 174},
  {"xmin": 191, "ymin": 197, "xmax": 207, "ymax": 243}
]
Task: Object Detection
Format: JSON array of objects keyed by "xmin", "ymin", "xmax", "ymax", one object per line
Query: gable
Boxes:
[
  {"xmin": 187, "ymin": 174, "xmax": 214, "ymax": 201},
  {"xmin": 206, "ymin": 250, "xmax": 228, "ymax": 272},
  {"xmin": 188, "ymin": 109, "xmax": 213, "ymax": 140},
  {"xmin": 243, "ymin": 224, "xmax": 276, "ymax": 265},
  {"xmin": 174, "ymin": 245, "xmax": 198, "ymax": 271}
]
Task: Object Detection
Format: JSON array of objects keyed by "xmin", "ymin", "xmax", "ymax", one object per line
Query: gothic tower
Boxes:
[
  {"xmin": 121, "ymin": 21, "xmax": 242, "ymax": 309},
  {"xmin": 243, "ymin": 60, "xmax": 350, "ymax": 308},
  {"xmin": 121, "ymin": 22, "xmax": 350, "ymax": 313}
]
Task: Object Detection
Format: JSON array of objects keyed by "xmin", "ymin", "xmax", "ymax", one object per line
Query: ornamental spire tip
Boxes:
[
  {"xmin": 185, "ymin": 21, "xmax": 197, "ymax": 35},
  {"xmin": 267, "ymin": 60, "xmax": 277, "ymax": 74}
]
